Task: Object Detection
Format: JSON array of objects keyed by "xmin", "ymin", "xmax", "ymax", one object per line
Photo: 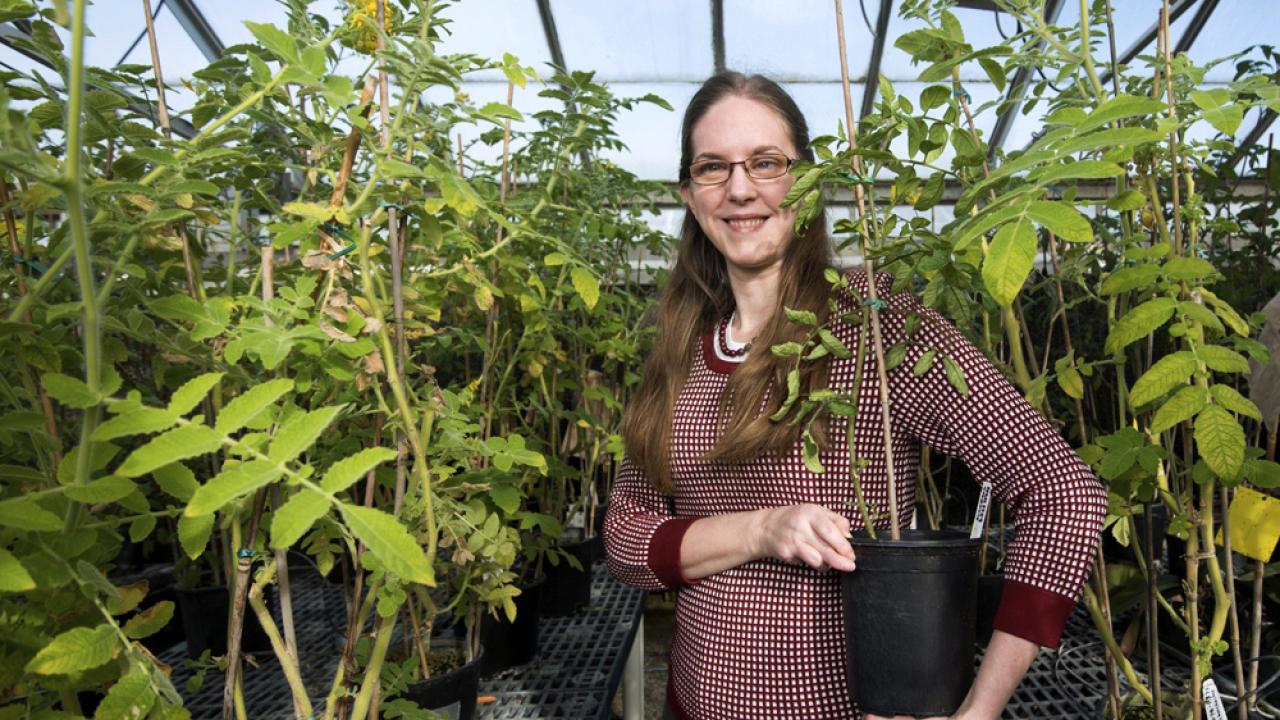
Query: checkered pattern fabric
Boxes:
[{"xmin": 603, "ymin": 270, "xmax": 1106, "ymax": 720}]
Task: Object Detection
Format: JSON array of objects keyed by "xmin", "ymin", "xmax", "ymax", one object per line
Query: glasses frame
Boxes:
[{"xmin": 686, "ymin": 153, "xmax": 798, "ymax": 186}]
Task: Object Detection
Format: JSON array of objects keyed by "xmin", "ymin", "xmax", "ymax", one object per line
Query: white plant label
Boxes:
[
  {"xmin": 1201, "ymin": 679, "xmax": 1227, "ymax": 720},
  {"xmin": 970, "ymin": 483, "xmax": 993, "ymax": 540}
]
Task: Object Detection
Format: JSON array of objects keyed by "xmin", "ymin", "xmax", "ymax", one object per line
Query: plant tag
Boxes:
[
  {"xmin": 1201, "ymin": 679, "xmax": 1227, "ymax": 720},
  {"xmin": 1215, "ymin": 487, "xmax": 1280, "ymax": 563},
  {"xmin": 970, "ymin": 482, "xmax": 993, "ymax": 540},
  {"xmin": 567, "ymin": 509, "xmax": 586, "ymax": 530}
]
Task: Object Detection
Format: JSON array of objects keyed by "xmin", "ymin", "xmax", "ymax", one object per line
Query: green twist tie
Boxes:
[
  {"xmin": 321, "ymin": 222, "xmax": 356, "ymax": 243},
  {"xmin": 845, "ymin": 173, "xmax": 875, "ymax": 185},
  {"xmin": 863, "ymin": 298, "xmax": 889, "ymax": 311},
  {"xmin": 328, "ymin": 243, "xmax": 358, "ymax": 260},
  {"xmin": 953, "ymin": 85, "xmax": 971, "ymax": 103},
  {"xmin": 12, "ymin": 255, "xmax": 49, "ymax": 276},
  {"xmin": 379, "ymin": 201, "xmax": 403, "ymax": 211},
  {"xmin": 237, "ymin": 547, "xmax": 257, "ymax": 559}
]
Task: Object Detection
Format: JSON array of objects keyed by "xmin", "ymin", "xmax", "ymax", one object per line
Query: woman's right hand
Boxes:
[{"xmin": 752, "ymin": 504, "xmax": 856, "ymax": 572}]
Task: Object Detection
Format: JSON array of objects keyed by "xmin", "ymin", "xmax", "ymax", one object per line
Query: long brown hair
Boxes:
[{"xmin": 622, "ymin": 71, "xmax": 835, "ymax": 494}]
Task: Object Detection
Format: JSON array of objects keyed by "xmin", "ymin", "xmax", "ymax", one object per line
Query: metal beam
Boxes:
[
  {"xmin": 859, "ymin": 0, "xmax": 893, "ymax": 119},
  {"xmin": 1173, "ymin": 0, "xmax": 1219, "ymax": 55},
  {"xmin": 1098, "ymin": 0, "xmax": 1197, "ymax": 89},
  {"xmin": 1226, "ymin": 109, "xmax": 1278, "ymax": 171},
  {"xmin": 710, "ymin": 0, "xmax": 725, "ymax": 74},
  {"xmin": 535, "ymin": 0, "xmax": 567, "ymax": 72},
  {"xmin": 986, "ymin": 0, "xmax": 1066, "ymax": 160},
  {"xmin": 165, "ymin": 0, "xmax": 224, "ymax": 61}
]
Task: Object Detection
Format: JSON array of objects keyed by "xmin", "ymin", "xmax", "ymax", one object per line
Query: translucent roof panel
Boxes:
[
  {"xmin": 597, "ymin": 82, "xmax": 698, "ymax": 180},
  {"xmin": 206, "ymin": 0, "xmax": 343, "ymax": 50},
  {"xmin": 1181, "ymin": 2, "xmax": 1280, "ymax": 82},
  {"xmin": 785, "ymin": 81, "xmax": 868, "ymax": 139},
  {"xmin": 117, "ymin": 6, "xmax": 209, "ymax": 81},
  {"xmin": 432, "ymin": 0, "xmax": 552, "ymax": 82},
  {"xmin": 552, "ymin": 0, "xmax": 712, "ymax": 82},
  {"xmin": 724, "ymin": 0, "xmax": 862, "ymax": 82}
]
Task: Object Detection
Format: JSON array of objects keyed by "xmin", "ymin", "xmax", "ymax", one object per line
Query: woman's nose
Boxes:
[{"xmin": 724, "ymin": 164, "xmax": 758, "ymax": 202}]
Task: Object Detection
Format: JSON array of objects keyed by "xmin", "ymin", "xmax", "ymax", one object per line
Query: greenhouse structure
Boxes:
[{"xmin": 2, "ymin": 0, "xmax": 1279, "ymax": 718}]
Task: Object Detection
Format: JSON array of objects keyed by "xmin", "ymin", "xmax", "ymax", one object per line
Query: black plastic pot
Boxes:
[
  {"xmin": 176, "ymin": 585, "xmax": 272, "ymax": 660},
  {"xmin": 1103, "ymin": 503, "xmax": 1169, "ymax": 565},
  {"xmin": 540, "ymin": 535, "xmax": 593, "ymax": 617},
  {"xmin": 402, "ymin": 645, "xmax": 482, "ymax": 720},
  {"xmin": 842, "ymin": 529, "xmax": 980, "ymax": 717},
  {"xmin": 479, "ymin": 575, "xmax": 544, "ymax": 677},
  {"xmin": 976, "ymin": 573, "xmax": 1004, "ymax": 647}
]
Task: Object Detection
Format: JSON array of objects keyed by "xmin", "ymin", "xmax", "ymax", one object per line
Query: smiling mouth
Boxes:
[{"xmin": 725, "ymin": 217, "xmax": 768, "ymax": 231}]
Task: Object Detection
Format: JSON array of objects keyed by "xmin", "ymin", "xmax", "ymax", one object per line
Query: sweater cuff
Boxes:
[
  {"xmin": 648, "ymin": 517, "xmax": 700, "ymax": 589},
  {"xmin": 991, "ymin": 578, "xmax": 1077, "ymax": 649}
]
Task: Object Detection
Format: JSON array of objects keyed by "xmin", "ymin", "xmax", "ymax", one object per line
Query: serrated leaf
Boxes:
[
  {"xmin": 268, "ymin": 405, "xmax": 345, "ymax": 464},
  {"xmin": 91, "ymin": 408, "xmax": 177, "ymax": 442},
  {"xmin": 178, "ymin": 513, "xmax": 214, "ymax": 559},
  {"xmin": 1026, "ymin": 201, "xmax": 1092, "ymax": 243},
  {"xmin": 983, "ymin": 217, "xmax": 1035, "ymax": 307},
  {"xmin": 1129, "ymin": 351, "xmax": 1197, "ymax": 407},
  {"xmin": 152, "ymin": 463, "xmax": 198, "ymax": 502},
  {"xmin": 943, "ymin": 357, "xmax": 969, "ymax": 398},
  {"xmin": 339, "ymin": 504, "xmax": 434, "ymax": 585},
  {"xmin": 167, "ymin": 372, "xmax": 223, "ymax": 416},
  {"xmin": 42, "ymin": 372, "xmax": 99, "ymax": 408},
  {"xmin": 25, "ymin": 625, "xmax": 117, "ymax": 675},
  {"xmin": 214, "ymin": 378, "xmax": 294, "ymax": 436},
  {"xmin": 321, "ymin": 447, "xmax": 398, "ymax": 493},
  {"xmin": 802, "ymin": 430, "xmax": 824, "ymax": 474},
  {"xmin": 1105, "ymin": 298, "xmax": 1178, "ymax": 355},
  {"xmin": 1164, "ymin": 257, "xmax": 1218, "ymax": 281},
  {"xmin": 1195, "ymin": 405, "xmax": 1245, "ymax": 479},
  {"xmin": 1076, "ymin": 95, "xmax": 1168, "ymax": 134},
  {"xmin": 122, "ymin": 601, "xmax": 175, "ymax": 639},
  {"xmin": 94, "ymin": 673, "xmax": 155, "ymax": 720},
  {"xmin": 0, "ymin": 497, "xmax": 62, "ymax": 531},
  {"xmin": 65, "ymin": 476, "xmax": 137, "ymax": 504},
  {"xmin": 1151, "ymin": 385, "xmax": 1208, "ymax": 433},
  {"xmin": 1198, "ymin": 345, "xmax": 1250, "ymax": 374},
  {"xmin": 1248, "ymin": 460, "xmax": 1280, "ymax": 489},
  {"xmin": 771, "ymin": 342, "xmax": 803, "ymax": 357},
  {"xmin": 185, "ymin": 460, "xmax": 281, "ymax": 517},
  {"xmin": 129, "ymin": 514, "xmax": 156, "ymax": 543},
  {"xmin": 490, "ymin": 484, "xmax": 521, "ymax": 514},
  {"xmin": 1101, "ymin": 264, "xmax": 1162, "ymax": 296},
  {"xmin": 116, "ymin": 425, "xmax": 222, "ymax": 478},
  {"xmin": 244, "ymin": 20, "xmax": 298, "ymax": 62},
  {"xmin": 570, "ymin": 267, "xmax": 600, "ymax": 311},
  {"xmin": 1057, "ymin": 366, "xmax": 1084, "ymax": 400},
  {"xmin": 0, "ymin": 548, "xmax": 36, "ymax": 591},
  {"xmin": 818, "ymin": 329, "xmax": 853, "ymax": 359},
  {"xmin": 1106, "ymin": 189, "xmax": 1147, "ymax": 212},
  {"xmin": 1209, "ymin": 384, "xmax": 1262, "ymax": 420},
  {"xmin": 784, "ymin": 307, "xmax": 818, "ymax": 326},
  {"xmin": 270, "ymin": 489, "xmax": 328, "ymax": 549}
]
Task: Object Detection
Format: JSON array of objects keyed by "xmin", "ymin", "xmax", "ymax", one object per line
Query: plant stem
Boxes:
[
  {"xmin": 1144, "ymin": 501, "xmax": 1164, "ymax": 720},
  {"xmin": 222, "ymin": 490, "xmax": 267, "ymax": 720},
  {"xmin": 270, "ymin": 485, "xmax": 304, "ymax": 720},
  {"xmin": 247, "ymin": 559, "xmax": 315, "ymax": 719},
  {"xmin": 1083, "ymin": 583, "xmax": 1154, "ymax": 704},
  {"xmin": 1221, "ymin": 487, "xmax": 1246, "ymax": 720},
  {"xmin": 349, "ymin": 613, "xmax": 398, "ymax": 720}
]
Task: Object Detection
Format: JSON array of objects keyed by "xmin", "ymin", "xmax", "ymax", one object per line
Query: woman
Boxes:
[{"xmin": 602, "ymin": 71, "xmax": 1106, "ymax": 720}]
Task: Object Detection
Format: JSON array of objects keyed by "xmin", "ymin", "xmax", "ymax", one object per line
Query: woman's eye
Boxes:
[
  {"xmin": 751, "ymin": 158, "xmax": 778, "ymax": 170},
  {"xmin": 700, "ymin": 162, "xmax": 726, "ymax": 173}
]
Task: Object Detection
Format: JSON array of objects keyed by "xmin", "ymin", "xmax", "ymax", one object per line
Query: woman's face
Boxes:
[{"xmin": 679, "ymin": 95, "xmax": 801, "ymax": 277}]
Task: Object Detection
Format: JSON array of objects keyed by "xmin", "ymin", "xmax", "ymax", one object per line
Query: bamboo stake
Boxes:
[
  {"xmin": 1046, "ymin": 232, "xmax": 1088, "ymax": 444},
  {"xmin": 1221, "ymin": 486, "xmax": 1246, "ymax": 720},
  {"xmin": 270, "ymin": 485, "xmax": 305, "ymax": 720},
  {"xmin": 1144, "ymin": 500, "xmax": 1164, "ymax": 720},
  {"xmin": 1252, "ymin": 417, "xmax": 1278, "ymax": 709},
  {"xmin": 834, "ymin": 0, "xmax": 900, "ymax": 539},
  {"xmin": 221, "ymin": 491, "xmax": 268, "ymax": 720},
  {"xmin": 1161, "ymin": 1, "xmax": 1184, "ymax": 254},
  {"xmin": 480, "ymin": 79, "xmax": 516, "ymax": 447}
]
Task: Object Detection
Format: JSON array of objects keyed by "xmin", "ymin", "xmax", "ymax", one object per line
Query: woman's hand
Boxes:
[{"xmin": 751, "ymin": 504, "xmax": 855, "ymax": 572}]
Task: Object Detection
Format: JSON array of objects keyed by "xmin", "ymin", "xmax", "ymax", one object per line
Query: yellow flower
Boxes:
[{"xmin": 341, "ymin": 0, "xmax": 395, "ymax": 55}]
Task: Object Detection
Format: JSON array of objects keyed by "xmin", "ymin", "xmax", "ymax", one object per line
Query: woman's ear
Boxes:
[{"xmin": 678, "ymin": 181, "xmax": 694, "ymax": 210}]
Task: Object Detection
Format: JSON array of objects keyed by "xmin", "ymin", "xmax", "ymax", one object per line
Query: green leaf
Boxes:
[
  {"xmin": 0, "ymin": 411, "xmax": 46, "ymax": 432},
  {"xmin": 943, "ymin": 357, "xmax": 969, "ymax": 398},
  {"xmin": 42, "ymin": 372, "xmax": 99, "ymax": 409},
  {"xmin": 914, "ymin": 349, "xmax": 937, "ymax": 376},
  {"xmin": 1198, "ymin": 345, "xmax": 1250, "ymax": 374},
  {"xmin": 25, "ymin": 625, "xmax": 117, "ymax": 675},
  {"xmin": 478, "ymin": 101, "xmax": 523, "ymax": 122},
  {"xmin": 92, "ymin": 408, "xmax": 177, "ymax": 442},
  {"xmin": 1105, "ymin": 297, "xmax": 1177, "ymax": 355},
  {"xmin": 1129, "ymin": 351, "xmax": 1196, "ymax": 407},
  {"xmin": 244, "ymin": 20, "xmax": 298, "ymax": 62},
  {"xmin": 178, "ymin": 513, "xmax": 214, "ymax": 559},
  {"xmin": 122, "ymin": 601, "xmax": 175, "ymax": 639},
  {"xmin": 982, "ymin": 217, "xmax": 1035, "ymax": 307},
  {"xmin": 0, "ymin": 497, "xmax": 62, "ymax": 532},
  {"xmin": 1195, "ymin": 405, "xmax": 1245, "ymax": 479},
  {"xmin": 1247, "ymin": 460, "xmax": 1280, "ymax": 489},
  {"xmin": 1076, "ymin": 95, "xmax": 1168, "ymax": 134},
  {"xmin": 64, "ymin": 476, "xmax": 137, "ymax": 504},
  {"xmin": 1150, "ymin": 385, "xmax": 1208, "ymax": 434},
  {"xmin": 129, "ymin": 514, "xmax": 156, "ymax": 543},
  {"xmin": 1100, "ymin": 264, "xmax": 1161, "ymax": 296},
  {"xmin": 802, "ymin": 430, "xmax": 824, "ymax": 474},
  {"xmin": 884, "ymin": 343, "xmax": 907, "ymax": 371},
  {"xmin": 784, "ymin": 307, "xmax": 818, "ymax": 326},
  {"xmin": 1163, "ymin": 257, "xmax": 1218, "ymax": 281},
  {"xmin": 167, "ymin": 372, "xmax": 223, "ymax": 416},
  {"xmin": 570, "ymin": 267, "xmax": 600, "ymax": 311},
  {"xmin": 268, "ymin": 405, "xmax": 345, "ymax": 464},
  {"xmin": 321, "ymin": 447, "xmax": 399, "ymax": 493},
  {"xmin": 117, "ymin": 425, "xmax": 222, "ymax": 478},
  {"xmin": 185, "ymin": 460, "xmax": 282, "ymax": 517},
  {"xmin": 770, "ymin": 369, "xmax": 802, "ymax": 422},
  {"xmin": 1106, "ymin": 189, "xmax": 1147, "ymax": 212},
  {"xmin": 818, "ymin": 329, "xmax": 852, "ymax": 359},
  {"xmin": 1031, "ymin": 159, "xmax": 1124, "ymax": 186},
  {"xmin": 94, "ymin": 674, "xmax": 155, "ymax": 720},
  {"xmin": 1057, "ymin": 367, "xmax": 1084, "ymax": 400},
  {"xmin": 339, "ymin": 504, "xmax": 434, "ymax": 585},
  {"xmin": 270, "ymin": 489, "xmax": 328, "ymax": 549},
  {"xmin": 771, "ymin": 342, "xmax": 803, "ymax": 357},
  {"xmin": 1026, "ymin": 201, "xmax": 1092, "ymax": 242},
  {"xmin": 1209, "ymin": 384, "xmax": 1262, "ymax": 420},
  {"xmin": 489, "ymin": 484, "xmax": 521, "ymax": 515},
  {"xmin": 1055, "ymin": 127, "xmax": 1163, "ymax": 155},
  {"xmin": 214, "ymin": 378, "xmax": 294, "ymax": 436},
  {"xmin": 152, "ymin": 463, "xmax": 198, "ymax": 502},
  {"xmin": 0, "ymin": 548, "xmax": 35, "ymax": 591}
]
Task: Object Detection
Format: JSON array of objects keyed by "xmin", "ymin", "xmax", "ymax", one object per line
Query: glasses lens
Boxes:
[
  {"xmin": 746, "ymin": 154, "xmax": 788, "ymax": 179},
  {"xmin": 690, "ymin": 160, "xmax": 728, "ymax": 185}
]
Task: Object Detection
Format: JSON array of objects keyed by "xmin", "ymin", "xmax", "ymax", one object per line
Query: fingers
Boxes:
[{"xmin": 762, "ymin": 505, "xmax": 857, "ymax": 572}]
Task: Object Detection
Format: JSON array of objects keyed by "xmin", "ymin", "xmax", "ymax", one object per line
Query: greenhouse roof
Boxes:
[{"xmin": 2, "ymin": 0, "xmax": 1277, "ymax": 180}]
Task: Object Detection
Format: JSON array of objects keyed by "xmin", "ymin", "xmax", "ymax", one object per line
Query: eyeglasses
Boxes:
[{"xmin": 686, "ymin": 153, "xmax": 797, "ymax": 186}]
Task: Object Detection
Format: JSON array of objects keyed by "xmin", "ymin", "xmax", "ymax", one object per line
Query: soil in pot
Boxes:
[
  {"xmin": 176, "ymin": 585, "xmax": 273, "ymax": 660},
  {"xmin": 541, "ymin": 532, "xmax": 593, "ymax": 617},
  {"xmin": 479, "ymin": 575, "xmax": 544, "ymax": 677},
  {"xmin": 842, "ymin": 529, "xmax": 980, "ymax": 717},
  {"xmin": 400, "ymin": 644, "xmax": 482, "ymax": 720}
]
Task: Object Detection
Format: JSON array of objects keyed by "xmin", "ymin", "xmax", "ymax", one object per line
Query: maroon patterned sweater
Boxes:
[{"xmin": 602, "ymin": 270, "xmax": 1107, "ymax": 719}]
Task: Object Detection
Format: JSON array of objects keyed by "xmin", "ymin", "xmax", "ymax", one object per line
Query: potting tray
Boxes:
[{"xmin": 161, "ymin": 562, "xmax": 645, "ymax": 719}]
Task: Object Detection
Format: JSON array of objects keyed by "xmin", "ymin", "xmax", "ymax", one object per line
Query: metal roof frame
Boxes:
[
  {"xmin": 986, "ymin": 0, "xmax": 1066, "ymax": 161},
  {"xmin": 166, "ymin": 0, "xmax": 225, "ymax": 62},
  {"xmin": 1097, "ymin": 0, "xmax": 1198, "ymax": 90},
  {"xmin": 859, "ymin": 0, "xmax": 893, "ymax": 119}
]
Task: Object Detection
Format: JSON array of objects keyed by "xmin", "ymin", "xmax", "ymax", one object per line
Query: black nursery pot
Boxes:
[
  {"xmin": 842, "ymin": 529, "xmax": 980, "ymax": 717},
  {"xmin": 402, "ymin": 646, "xmax": 483, "ymax": 720},
  {"xmin": 479, "ymin": 575, "xmax": 544, "ymax": 677},
  {"xmin": 176, "ymin": 585, "xmax": 272, "ymax": 660},
  {"xmin": 975, "ymin": 573, "xmax": 1004, "ymax": 648},
  {"xmin": 540, "ymin": 534, "xmax": 594, "ymax": 617}
]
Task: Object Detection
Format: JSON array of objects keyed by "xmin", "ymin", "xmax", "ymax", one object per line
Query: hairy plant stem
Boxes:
[
  {"xmin": 222, "ymin": 490, "xmax": 268, "ymax": 720},
  {"xmin": 348, "ymin": 613, "xmax": 398, "ymax": 720},
  {"xmin": 247, "ymin": 559, "xmax": 314, "ymax": 718},
  {"xmin": 1083, "ymin": 582, "xmax": 1154, "ymax": 704},
  {"xmin": 835, "ymin": 0, "xmax": 899, "ymax": 539}
]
